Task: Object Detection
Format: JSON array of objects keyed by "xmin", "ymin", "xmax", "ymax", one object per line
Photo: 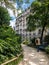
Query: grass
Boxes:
[{"xmin": 5, "ymin": 54, "xmax": 23, "ymax": 65}]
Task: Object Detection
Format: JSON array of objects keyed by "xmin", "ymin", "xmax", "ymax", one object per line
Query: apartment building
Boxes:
[{"xmin": 15, "ymin": 8, "xmax": 41, "ymax": 41}]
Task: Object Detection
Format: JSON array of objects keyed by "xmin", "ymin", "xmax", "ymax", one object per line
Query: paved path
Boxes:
[{"xmin": 19, "ymin": 44, "xmax": 49, "ymax": 65}]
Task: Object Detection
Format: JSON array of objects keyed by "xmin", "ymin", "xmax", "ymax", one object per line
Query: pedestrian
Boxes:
[{"xmin": 35, "ymin": 38, "xmax": 40, "ymax": 52}]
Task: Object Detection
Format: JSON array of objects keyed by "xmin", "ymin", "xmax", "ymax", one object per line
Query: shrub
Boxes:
[
  {"xmin": 23, "ymin": 39, "xmax": 29, "ymax": 45},
  {"xmin": 0, "ymin": 26, "xmax": 22, "ymax": 64},
  {"xmin": 30, "ymin": 37, "xmax": 36, "ymax": 46},
  {"xmin": 0, "ymin": 6, "xmax": 10, "ymax": 26},
  {"xmin": 44, "ymin": 35, "xmax": 49, "ymax": 43},
  {"xmin": 45, "ymin": 45, "xmax": 49, "ymax": 53},
  {"xmin": 0, "ymin": 6, "xmax": 22, "ymax": 64}
]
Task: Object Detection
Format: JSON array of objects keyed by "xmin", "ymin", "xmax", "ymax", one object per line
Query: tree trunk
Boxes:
[{"xmin": 40, "ymin": 22, "xmax": 47, "ymax": 44}]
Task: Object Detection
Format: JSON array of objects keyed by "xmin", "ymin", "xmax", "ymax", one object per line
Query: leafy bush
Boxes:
[
  {"xmin": 44, "ymin": 35, "xmax": 49, "ymax": 43},
  {"xmin": 0, "ymin": 26, "xmax": 22, "ymax": 64},
  {"xmin": 0, "ymin": 6, "xmax": 10, "ymax": 26},
  {"xmin": 45, "ymin": 45, "xmax": 49, "ymax": 53},
  {"xmin": 30, "ymin": 37, "xmax": 36, "ymax": 46},
  {"xmin": 6, "ymin": 54, "xmax": 23, "ymax": 65},
  {"xmin": 0, "ymin": 6, "xmax": 22, "ymax": 64},
  {"xmin": 23, "ymin": 39, "xmax": 29, "ymax": 45}
]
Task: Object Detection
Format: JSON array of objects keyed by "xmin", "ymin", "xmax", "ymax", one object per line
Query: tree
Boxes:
[
  {"xmin": 0, "ymin": 0, "xmax": 17, "ymax": 17},
  {"xmin": 27, "ymin": 0, "xmax": 49, "ymax": 44},
  {"xmin": 0, "ymin": 0, "xmax": 16, "ymax": 8},
  {"xmin": 0, "ymin": 6, "xmax": 10, "ymax": 26},
  {"xmin": 0, "ymin": 0, "xmax": 29, "ymax": 17}
]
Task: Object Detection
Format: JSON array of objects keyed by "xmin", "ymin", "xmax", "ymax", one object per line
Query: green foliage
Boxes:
[
  {"xmin": 30, "ymin": 37, "xmax": 36, "ymax": 46},
  {"xmin": 0, "ymin": 26, "xmax": 22, "ymax": 64},
  {"xmin": 27, "ymin": 0, "xmax": 49, "ymax": 43},
  {"xmin": 23, "ymin": 39, "xmax": 29, "ymax": 45},
  {"xmin": 27, "ymin": 0, "xmax": 49, "ymax": 30},
  {"xmin": 0, "ymin": 6, "xmax": 10, "ymax": 26},
  {"xmin": 44, "ymin": 35, "xmax": 49, "ymax": 43},
  {"xmin": 45, "ymin": 45, "xmax": 49, "ymax": 53},
  {"xmin": 27, "ymin": 14, "xmax": 37, "ymax": 31},
  {"xmin": 6, "ymin": 54, "xmax": 23, "ymax": 65},
  {"xmin": 0, "ymin": 0, "xmax": 16, "ymax": 9}
]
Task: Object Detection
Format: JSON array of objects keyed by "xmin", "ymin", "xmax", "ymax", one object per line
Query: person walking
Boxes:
[{"xmin": 35, "ymin": 38, "xmax": 41, "ymax": 52}]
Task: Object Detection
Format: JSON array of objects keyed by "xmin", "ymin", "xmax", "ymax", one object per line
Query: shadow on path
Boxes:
[{"xmin": 19, "ymin": 44, "xmax": 49, "ymax": 65}]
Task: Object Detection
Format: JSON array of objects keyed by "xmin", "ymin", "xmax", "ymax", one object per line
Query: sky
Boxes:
[
  {"xmin": 10, "ymin": 0, "xmax": 34, "ymax": 28},
  {"xmin": 22, "ymin": 0, "xmax": 34, "ymax": 10}
]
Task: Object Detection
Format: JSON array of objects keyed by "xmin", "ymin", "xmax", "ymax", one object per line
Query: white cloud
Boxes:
[
  {"xmin": 10, "ymin": 19, "xmax": 16, "ymax": 28},
  {"xmin": 8, "ymin": 9, "xmax": 14, "ymax": 17},
  {"xmin": 18, "ymin": 9, "xmax": 22, "ymax": 13},
  {"xmin": 7, "ymin": 8, "xmax": 17, "ymax": 28},
  {"xmin": 8, "ymin": 9, "xmax": 16, "ymax": 28},
  {"xmin": 7, "ymin": 3, "xmax": 22, "ymax": 28}
]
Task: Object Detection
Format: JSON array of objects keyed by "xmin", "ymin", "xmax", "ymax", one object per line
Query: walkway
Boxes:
[{"xmin": 19, "ymin": 44, "xmax": 49, "ymax": 65}]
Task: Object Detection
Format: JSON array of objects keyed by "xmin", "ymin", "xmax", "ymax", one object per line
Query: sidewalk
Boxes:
[{"xmin": 18, "ymin": 44, "xmax": 49, "ymax": 65}]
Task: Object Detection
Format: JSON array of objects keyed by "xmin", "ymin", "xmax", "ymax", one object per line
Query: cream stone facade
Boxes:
[{"xmin": 15, "ymin": 8, "xmax": 42, "ymax": 41}]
